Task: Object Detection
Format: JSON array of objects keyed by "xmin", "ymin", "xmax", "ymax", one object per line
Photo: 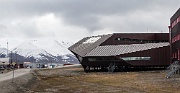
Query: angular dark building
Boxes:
[
  {"xmin": 169, "ymin": 8, "xmax": 180, "ymax": 62},
  {"xmin": 69, "ymin": 33, "xmax": 170, "ymax": 71}
]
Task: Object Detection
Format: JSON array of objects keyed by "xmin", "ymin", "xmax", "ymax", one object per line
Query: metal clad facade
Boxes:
[
  {"xmin": 68, "ymin": 33, "xmax": 170, "ymax": 70},
  {"xmin": 170, "ymin": 8, "xmax": 180, "ymax": 62},
  {"xmin": 119, "ymin": 46, "xmax": 170, "ymax": 66},
  {"xmin": 101, "ymin": 33, "xmax": 168, "ymax": 45}
]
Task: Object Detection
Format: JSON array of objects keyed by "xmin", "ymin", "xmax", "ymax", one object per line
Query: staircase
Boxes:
[
  {"xmin": 166, "ymin": 61, "xmax": 180, "ymax": 78},
  {"xmin": 108, "ymin": 63, "xmax": 116, "ymax": 72}
]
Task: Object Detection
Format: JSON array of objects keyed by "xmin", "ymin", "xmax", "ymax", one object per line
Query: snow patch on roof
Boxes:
[{"xmin": 83, "ymin": 36, "xmax": 101, "ymax": 44}]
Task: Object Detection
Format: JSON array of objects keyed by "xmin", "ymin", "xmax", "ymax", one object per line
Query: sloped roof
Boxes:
[
  {"xmin": 68, "ymin": 34, "xmax": 113, "ymax": 57},
  {"xmin": 85, "ymin": 43, "xmax": 169, "ymax": 56}
]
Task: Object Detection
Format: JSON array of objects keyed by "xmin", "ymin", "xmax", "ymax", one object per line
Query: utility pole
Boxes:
[
  {"xmin": 15, "ymin": 51, "xmax": 18, "ymax": 69},
  {"xmin": 7, "ymin": 41, "xmax": 8, "ymax": 57},
  {"xmin": 12, "ymin": 62, "xmax": 16, "ymax": 83},
  {"xmin": 11, "ymin": 51, "xmax": 12, "ymax": 64},
  {"xmin": 51, "ymin": 59, "xmax": 52, "ymax": 68}
]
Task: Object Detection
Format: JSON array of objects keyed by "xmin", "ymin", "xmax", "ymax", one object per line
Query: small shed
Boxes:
[
  {"xmin": 0, "ymin": 58, "xmax": 10, "ymax": 65},
  {"xmin": 23, "ymin": 62, "xmax": 44, "ymax": 68}
]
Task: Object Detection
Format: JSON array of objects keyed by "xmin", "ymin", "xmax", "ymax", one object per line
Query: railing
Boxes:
[
  {"xmin": 166, "ymin": 61, "xmax": 180, "ymax": 78},
  {"xmin": 108, "ymin": 63, "xmax": 116, "ymax": 72}
]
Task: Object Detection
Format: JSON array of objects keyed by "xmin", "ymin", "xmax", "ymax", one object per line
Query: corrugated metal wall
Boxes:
[
  {"xmin": 120, "ymin": 46, "xmax": 170, "ymax": 66},
  {"xmin": 81, "ymin": 46, "xmax": 170, "ymax": 67}
]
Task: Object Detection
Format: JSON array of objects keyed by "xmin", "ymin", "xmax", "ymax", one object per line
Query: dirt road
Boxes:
[{"xmin": 0, "ymin": 68, "xmax": 31, "ymax": 82}]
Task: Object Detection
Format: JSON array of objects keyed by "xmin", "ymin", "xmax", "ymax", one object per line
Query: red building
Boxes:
[
  {"xmin": 169, "ymin": 8, "xmax": 180, "ymax": 62},
  {"xmin": 69, "ymin": 33, "xmax": 170, "ymax": 72}
]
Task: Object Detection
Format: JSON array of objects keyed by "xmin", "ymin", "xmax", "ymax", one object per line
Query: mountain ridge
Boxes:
[{"xmin": 0, "ymin": 40, "xmax": 79, "ymax": 64}]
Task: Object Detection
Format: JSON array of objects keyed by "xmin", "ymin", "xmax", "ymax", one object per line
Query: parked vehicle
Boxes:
[{"xmin": 0, "ymin": 66, "xmax": 5, "ymax": 70}]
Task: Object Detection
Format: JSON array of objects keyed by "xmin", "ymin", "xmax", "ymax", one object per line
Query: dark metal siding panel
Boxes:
[
  {"xmin": 170, "ymin": 8, "xmax": 180, "ymax": 23},
  {"xmin": 69, "ymin": 33, "xmax": 170, "ymax": 67},
  {"xmin": 172, "ymin": 39, "xmax": 180, "ymax": 53},
  {"xmin": 101, "ymin": 33, "xmax": 153, "ymax": 45},
  {"xmin": 81, "ymin": 46, "xmax": 170, "ymax": 67},
  {"xmin": 171, "ymin": 22, "xmax": 180, "ymax": 37},
  {"xmin": 119, "ymin": 46, "xmax": 170, "ymax": 66},
  {"xmin": 101, "ymin": 33, "xmax": 169, "ymax": 45},
  {"xmin": 154, "ymin": 33, "xmax": 169, "ymax": 41},
  {"xmin": 171, "ymin": 8, "xmax": 180, "ymax": 62},
  {"xmin": 81, "ymin": 56, "xmax": 130, "ymax": 67}
]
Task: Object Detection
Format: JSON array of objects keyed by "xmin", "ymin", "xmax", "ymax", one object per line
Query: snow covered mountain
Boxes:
[
  {"xmin": 0, "ymin": 47, "xmax": 9, "ymax": 57},
  {"xmin": 0, "ymin": 40, "xmax": 79, "ymax": 64},
  {"xmin": 13, "ymin": 41, "xmax": 48, "ymax": 59}
]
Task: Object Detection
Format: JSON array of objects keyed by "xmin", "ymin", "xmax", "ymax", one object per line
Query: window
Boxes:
[
  {"xmin": 172, "ymin": 34, "xmax": 180, "ymax": 43},
  {"xmin": 115, "ymin": 37, "xmax": 168, "ymax": 43},
  {"xmin": 121, "ymin": 57, "xmax": 151, "ymax": 61},
  {"xmin": 88, "ymin": 58, "xmax": 96, "ymax": 61},
  {"xmin": 171, "ymin": 15, "xmax": 180, "ymax": 28}
]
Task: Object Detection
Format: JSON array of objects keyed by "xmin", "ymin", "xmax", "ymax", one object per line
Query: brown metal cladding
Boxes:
[
  {"xmin": 81, "ymin": 58, "xmax": 130, "ymax": 67},
  {"xmin": 172, "ymin": 40, "xmax": 180, "ymax": 53},
  {"xmin": 171, "ymin": 22, "xmax": 180, "ymax": 37},
  {"xmin": 119, "ymin": 46, "xmax": 170, "ymax": 66},
  {"xmin": 170, "ymin": 8, "xmax": 180, "ymax": 23},
  {"xmin": 81, "ymin": 45, "xmax": 170, "ymax": 67},
  {"xmin": 171, "ymin": 8, "xmax": 180, "ymax": 37},
  {"xmin": 101, "ymin": 33, "xmax": 169, "ymax": 45},
  {"xmin": 171, "ymin": 8, "xmax": 180, "ymax": 60},
  {"xmin": 83, "ymin": 43, "xmax": 170, "ymax": 67},
  {"xmin": 69, "ymin": 33, "xmax": 170, "ymax": 67}
]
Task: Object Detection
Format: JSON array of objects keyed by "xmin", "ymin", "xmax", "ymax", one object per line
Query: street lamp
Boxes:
[{"xmin": 15, "ymin": 51, "xmax": 18, "ymax": 68}]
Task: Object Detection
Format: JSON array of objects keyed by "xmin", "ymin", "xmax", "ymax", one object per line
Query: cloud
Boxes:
[
  {"xmin": 0, "ymin": 0, "xmax": 179, "ymax": 32},
  {"xmin": 98, "ymin": 10, "xmax": 168, "ymax": 33},
  {"xmin": 0, "ymin": 0, "xmax": 180, "ymax": 48}
]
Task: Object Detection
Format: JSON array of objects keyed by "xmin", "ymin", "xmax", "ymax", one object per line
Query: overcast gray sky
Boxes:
[{"xmin": 0, "ymin": 0, "xmax": 179, "ymax": 49}]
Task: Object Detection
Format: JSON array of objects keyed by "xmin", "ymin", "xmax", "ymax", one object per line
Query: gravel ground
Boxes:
[
  {"xmin": 28, "ymin": 66, "xmax": 180, "ymax": 93},
  {"xmin": 0, "ymin": 70, "xmax": 36, "ymax": 93},
  {"xmin": 1, "ymin": 66, "xmax": 180, "ymax": 93},
  {"xmin": 0, "ymin": 65, "xmax": 81, "ymax": 93}
]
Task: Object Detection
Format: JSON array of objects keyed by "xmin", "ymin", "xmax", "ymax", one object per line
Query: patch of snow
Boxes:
[
  {"xmin": 83, "ymin": 36, "xmax": 101, "ymax": 44},
  {"xmin": 0, "ymin": 47, "xmax": 10, "ymax": 56},
  {"xmin": 12, "ymin": 41, "xmax": 47, "ymax": 59},
  {"xmin": 31, "ymin": 40, "xmax": 72, "ymax": 56},
  {"xmin": 62, "ymin": 55, "xmax": 70, "ymax": 59}
]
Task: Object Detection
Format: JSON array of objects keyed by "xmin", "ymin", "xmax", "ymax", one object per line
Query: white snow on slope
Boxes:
[
  {"xmin": 31, "ymin": 40, "xmax": 72, "ymax": 56},
  {"xmin": 12, "ymin": 40, "xmax": 73, "ymax": 59},
  {"xmin": 12, "ymin": 41, "xmax": 48, "ymax": 59},
  {"xmin": 0, "ymin": 47, "xmax": 10, "ymax": 56}
]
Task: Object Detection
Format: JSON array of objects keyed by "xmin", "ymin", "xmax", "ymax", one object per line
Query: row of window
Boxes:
[
  {"xmin": 115, "ymin": 37, "xmax": 168, "ymax": 43},
  {"xmin": 88, "ymin": 58, "xmax": 116, "ymax": 61},
  {"xmin": 88, "ymin": 57, "xmax": 151, "ymax": 62},
  {"xmin": 172, "ymin": 33, "xmax": 180, "ymax": 43},
  {"xmin": 121, "ymin": 57, "xmax": 151, "ymax": 61},
  {"xmin": 172, "ymin": 49, "xmax": 180, "ymax": 60},
  {"xmin": 171, "ymin": 15, "xmax": 180, "ymax": 28}
]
